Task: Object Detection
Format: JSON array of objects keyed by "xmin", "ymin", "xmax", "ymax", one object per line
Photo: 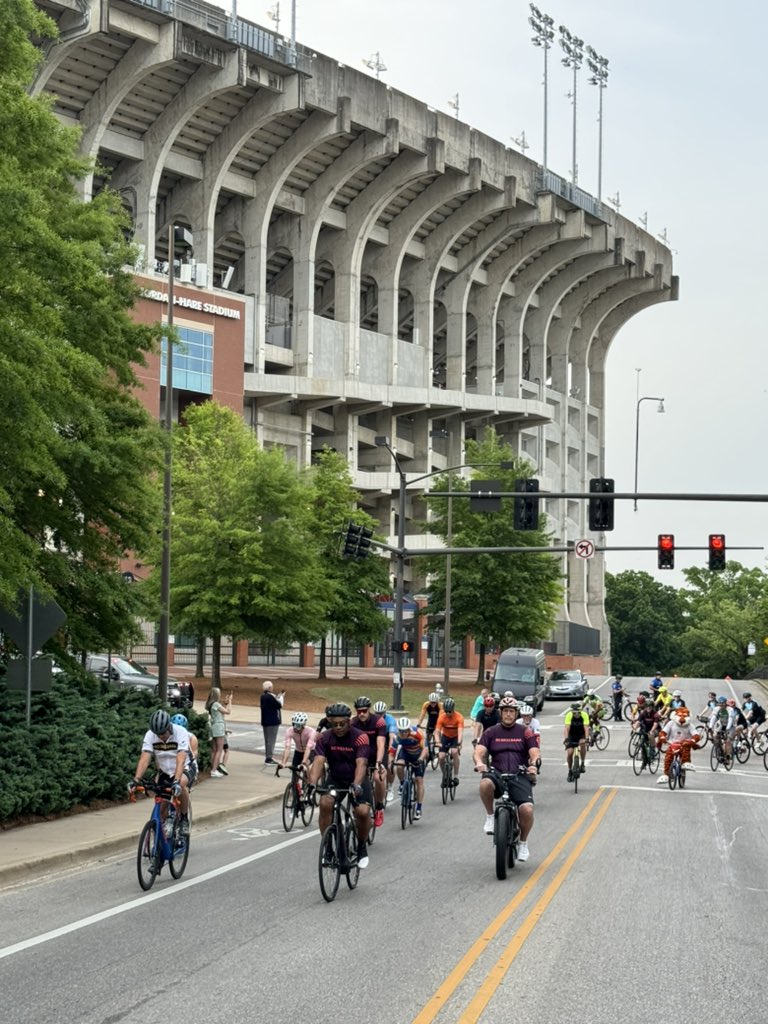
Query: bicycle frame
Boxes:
[
  {"xmin": 317, "ymin": 786, "xmax": 361, "ymax": 902},
  {"xmin": 133, "ymin": 782, "xmax": 190, "ymax": 891}
]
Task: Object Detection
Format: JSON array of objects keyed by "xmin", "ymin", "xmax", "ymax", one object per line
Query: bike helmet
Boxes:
[
  {"xmin": 587, "ymin": 689, "xmax": 596, "ymax": 697},
  {"xmin": 615, "ymin": 674, "xmax": 623, "ymax": 681},
  {"xmin": 672, "ymin": 690, "xmax": 682, "ymax": 698},
  {"xmin": 636, "ymin": 695, "xmax": 646, "ymax": 706},
  {"xmin": 428, "ymin": 692, "xmax": 440, "ymax": 703},
  {"xmin": 325, "ymin": 702, "xmax": 352, "ymax": 718},
  {"xmin": 354, "ymin": 695, "xmax": 372, "ymax": 710},
  {"xmin": 716, "ymin": 695, "xmax": 727, "ymax": 705},
  {"xmin": 491, "ymin": 692, "xmax": 500, "ymax": 702},
  {"xmin": 291, "ymin": 712, "xmax": 308, "ymax": 727},
  {"xmin": 372, "ymin": 701, "xmax": 387, "ymax": 713},
  {"xmin": 443, "ymin": 697, "xmax": 456, "ymax": 713},
  {"xmin": 499, "ymin": 696, "xmax": 517, "ymax": 710},
  {"xmin": 570, "ymin": 702, "xmax": 582, "ymax": 711},
  {"xmin": 170, "ymin": 713, "xmax": 188, "ymax": 729},
  {"xmin": 397, "ymin": 717, "xmax": 411, "ymax": 731},
  {"xmin": 743, "ymin": 692, "xmax": 752, "ymax": 700},
  {"xmin": 150, "ymin": 709, "xmax": 171, "ymax": 735},
  {"xmin": 519, "ymin": 704, "xmax": 533, "ymax": 716},
  {"xmin": 483, "ymin": 695, "xmax": 496, "ymax": 707},
  {"xmin": 726, "ymin": 698, "xmax": 736, "ymax": 707}
]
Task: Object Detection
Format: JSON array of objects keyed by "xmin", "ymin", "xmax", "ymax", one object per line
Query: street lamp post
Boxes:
[
  {"xmin": 586, "ymin": 45, "xmax": 609, "ymax": 201},
  {"xmin": 529, "ymin": 4, "xmax": 554, "ymax": 177},
  {"xmin": 375, "ymin": 436, "xmax": 406, "ymax": 710},
  {"xmin": 158, "ymin": 224, "xmax": 193, "ymax": 703},
  {"xmin": 633, "ymin": 396, "xmax": 665, "ymax": 511},
  {"xmin": 559, "ymin": 25, "xmax": 584, "ymax": 185}
]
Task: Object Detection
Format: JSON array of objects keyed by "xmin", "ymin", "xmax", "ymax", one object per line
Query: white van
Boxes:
[{"xmin": 491, "ymin": 647, "xmax": 547, "ymax": 711}]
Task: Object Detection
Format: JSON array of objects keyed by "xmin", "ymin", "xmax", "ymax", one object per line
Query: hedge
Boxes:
[{"xmin": 0, "ymin": 671, "xmax": 211, "ymax": 822}]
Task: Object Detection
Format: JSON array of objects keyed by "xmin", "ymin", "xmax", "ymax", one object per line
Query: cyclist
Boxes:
[
  {"xmin": 708, "ymin": 695, "xmax": 736, "ymax": 763},
  {"xmin": 563, "ymin": 702, "xmax": 589, "ymax": 781},
  {"xmin": 392, "ymin": 718, "xmax": 428, "ymax": 819},
  {"xmin": 351, "ymin": 696, "xmax": 388, "ymax": 828},
  {"xmin": 417, "ymin": 691, "xmax": 443, "ymax": 746},
  {"xmin": 308, "ymin": 702, "xmax": 372, "ymax": 868},
  {"xmin": 654, "ymin": 685, "xmax": 673, "ymax": 721},
  {"xmin": 474, "ymin": 697, "xmax": 539, "ymax": 860},
  {"xmin": 435, "ymin": 696, "xmax": 464, "ymax": 787},
  {"xmin": 280, "ymin": 712, "xmax": 317, "ymax": 771},
  {"xmin": 582, "ymin": 690, "xmax": 606, "ymax": 743},
  {"xmin": 170, "ymin": 713, "xmax": 199, "ymax": 789},
  {"xmin": 657, "ymin": 706, "xmax": 699, "ymax": 783},
  {"xmin": 129, "ymin": 709, "xmax": 192, "ymax": 837},
  {"xmin": 632, "ymin": 694, "xmax": 662, "ymax": 746},
  {"xmin": 742, "ymin": 692, "xmax": 766, "ymax": 743},
  {"xmin": 474, "ymin": 694, "xmax": 500, "ymax": 743},
  {"xmin": 609, "ymin": 673, "xmax": 625, "ymax": 721},
  {"xmin": 669, "ymin": 689, "xmax": 687, "ymax": 711},
  {"xmin": 372, "ymin": 701, "xmax": 398, "ymax": 803},
  {"xmin": 519, "ymin": 704, "xmax": 542, "ymax": 772}
]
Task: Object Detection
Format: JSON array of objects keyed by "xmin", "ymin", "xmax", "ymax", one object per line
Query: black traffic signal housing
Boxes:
[
  {"xmin": 392, "ymin": 640, "xmax": 414, "ymax": 654},
  {"xmin": 588, "ymin": 477, "xmax": 615, "ymax": 531},
  {"xmin": 357, "ymin": 526, "xmax": 373, "ymax": 558},
  {"xmin": 658, "ymin": 534, "xmax": 675, "ymax": 570},
  {"xmin": 514, "ymin": 478, "xmax": 540, "ymax": 530},
  {"xmin": 708, "ymin": 533, "xmax": 726, "ymax": 571},
  {"xmin": 342, "ymin": 523, "xmax": 373, "ymax": 559}
]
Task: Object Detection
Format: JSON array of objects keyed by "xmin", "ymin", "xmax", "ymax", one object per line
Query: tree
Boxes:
[
  {"xmin": 676, "ymin": 562, "xmax": 768, "ymax": 679},
  {"xmin": 167, "ymin": 403, "xmax": 333, "ymax": 683},
  {"xmin": 0, "ymin": 1, "xmax": 163, "ymax": 651},
  {"xmin": 604, "ymin": 571, "xmax": 686, "ymax": 676},
  {"xmin": 422, "ymin": 430, "xmax": 562, "ymax": 680},
  {"xmin": 306, "ymin": 450, "xmax": 390, "ymax": 678}
]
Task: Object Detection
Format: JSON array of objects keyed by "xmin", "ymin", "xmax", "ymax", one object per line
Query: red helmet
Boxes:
[
  {"xmin": 483, "ymin": 695, "xmax": 496, "ymax": 707},
  {"xmin": 727, "ymin": 698, "xmax": 736, "ymax": 707},
  {"xmin": 636, "ymin": 695, "xmax": 646, "ymax": 706}
]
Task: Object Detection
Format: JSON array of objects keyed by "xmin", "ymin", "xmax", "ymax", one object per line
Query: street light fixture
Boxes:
[
  {"xmin": 586, "ymin": 45, "xmax": 609, "ymax": 201},
  {"xmin": 529, "ymin": 4, "xmax": 554, "ymax": 177},
  {"xmin": 633, "ymin": 396, "xmax": 665, "ymax": 512},
  {"xmin": 559, "ymin": 24, "xmax": 584, "ymax": 185},
  {"xmin": 158, "ymin": 224, "xmax": 193, "ymax": 703}
]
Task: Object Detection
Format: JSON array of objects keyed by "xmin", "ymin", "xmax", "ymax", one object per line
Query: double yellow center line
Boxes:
[{"xmin": 413, "ymin": 787, "xmax": 617, "ymax": 1024}]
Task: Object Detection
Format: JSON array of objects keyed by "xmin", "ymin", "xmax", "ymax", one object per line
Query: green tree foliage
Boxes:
[
  {"xmin": 0, "ymin": 1, "xmax": 163, "ymax": 649},
  {"xmin": 422, "ymin": 430, "xmax": 562, "ymax": 679},
  {"xmin": 306, "ymin": 450, "xmax": 390, "ymax": 677},
  {"xmin": 676, "ymin": 562, "xmax": 768, "ymax": 679},
  {"xmin": 167, "ymin": 403, "xmax": 333, "ymax": 679},
  {"xmin": 605, "ymin": 571, "xmax": 686, "ymax": 676}
]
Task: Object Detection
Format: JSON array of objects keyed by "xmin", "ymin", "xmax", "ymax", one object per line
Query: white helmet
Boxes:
[
  {"xmin": 372, "ymin": 701, "xmax": 387, "ymax": 713},
  {"xmin": 397, "ymin": 717, "xmax": 412, "ymax": 731},
  {"xmin": 587, "ymin": 690, "xmax": 596, "ymax": 697},
  {"xmin": 291, "ymin": 712, "xmax": 308, "ymax": 727},
  {"xmin": 519, "ymin": 704, "xmax": 533, "ymax": 716},
  {"xmin": 428, "ymin": 692, "xmax": 440, "ymax": 702}
]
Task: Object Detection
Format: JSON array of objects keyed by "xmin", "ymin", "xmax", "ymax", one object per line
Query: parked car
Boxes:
[
  {"xmin": 545, "ymin": 669, "xmax": 588, "ymax": 700},
  {"xmin": 86, "ymin": 655, "xmax": 159, "ymax": 696},
  {"xmin": 128, "ymin": 658, "xmax": 194, "ymax": 709}
]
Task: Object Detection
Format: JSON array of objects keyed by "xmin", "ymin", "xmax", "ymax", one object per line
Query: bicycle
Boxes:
[
  {"xmin": 486, "ymin": 767, "xmax": 531, "ymax": 880},
  {"xmin": 622, "ymin": 697, "xmax": 638, "ymax": 722},
  {"xmin": 276, "ymin": 764, "xmax": 316, "ymax": 832},
  {"xmin": 440, "ymin": 747, "xmax": 459, "ymax": 804},
  {"xmin": 566, "ymin": 742, "xmax": 586, "ymax": 793},
  {"xmin": 733, "ymin": 730, "xmax": 751, "ymax": 765},
  {"xmin": 588, "ymin": 721, "xmax": 610, "ymax": 751},
  {"xmin": 666, "ymin": 741, "xmax": 691, "ymax": 790},
  {"xmin": 750, "ymin": 724, "xmax": 768, "ymax": 755},
  {"xmin": 694, "ymin": 715, "xmax": 712, "ymax": 750},
  {"xmin": 632, "ymin": 731, "xmax": 660, "ymax": 775},
  {"xmin": 395, "ymin": 759, "xmax": 419, "ymax": 829},
  {"xmin": 628, "ymin": 729, "xmax": 642, "ymax": 758},
  {"xmin": 710, "ymin": 732, "xmax": 733, "ymax": 772},
  {"xmin": 424, "ymin": 728, "xmax": 439, "ymax": 770},
  {"xmin": 131, "ymin": 780, "xmax": 191, "ymax": 891},
  {"xmin": 316, "ymin": 785, "xmax": 362, "ymax": 902}
]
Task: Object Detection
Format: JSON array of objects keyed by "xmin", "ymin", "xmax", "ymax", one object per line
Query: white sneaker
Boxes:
[
  {"xmin": 484, "ymin": 814, "xmax": 495, "ymax": 834},
  {"xmin": 357, "ymin": 849, "xmax": 369, "ymax": 869},
  {"xmin": 210, "ymin": 769, "xmax": 223, "ymax": 778},
  {"xmin": 386, "ymin": 789, "xmax": 394, "ymax": 804},
  {"xmin": 657, "ymin": 775, "xmax": 668, "ymax": 784},
  {"xmin": 683, "ymin": 764, "xmax": 695, "ymax": 772},
  {"xmin": 517, "ymin": 841, "xmax": 530, "ymax": 862}
]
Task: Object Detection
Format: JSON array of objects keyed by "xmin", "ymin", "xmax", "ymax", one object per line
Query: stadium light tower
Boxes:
[
  {"xmin": 528, "ymin": 4, "xmax": 555, "ymax": 176},
  {"xmin": 559, "ymin": 25, "xmax": 584, "ymax": 185},
  {"xmin": 586, "ymin": 45, "xmax": 609, "ymax": 200}
]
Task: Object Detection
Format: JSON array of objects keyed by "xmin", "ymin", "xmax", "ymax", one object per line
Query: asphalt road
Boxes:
[{"xmin": 2, "ymin": 677, "xmax": 766, "ymax": 1024}]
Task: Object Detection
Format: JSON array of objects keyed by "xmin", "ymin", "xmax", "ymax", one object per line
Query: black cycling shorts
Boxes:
[{"xmin": 484, "ymin": 771, "xmax": 534, "ymax": 806}]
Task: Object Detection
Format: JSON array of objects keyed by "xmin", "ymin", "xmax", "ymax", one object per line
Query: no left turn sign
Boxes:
[{"xmin": 575, "ymin": 539, "xmax": 595, "ymax": 559}]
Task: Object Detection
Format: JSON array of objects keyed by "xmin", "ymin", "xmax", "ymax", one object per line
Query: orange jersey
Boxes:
[{"xmin": 436, "ymin": 710, "xmax": 463, "ymax": 739}]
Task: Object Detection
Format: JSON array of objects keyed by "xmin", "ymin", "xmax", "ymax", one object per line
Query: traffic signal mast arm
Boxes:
[{"xmin": 430, "ymin": 490, "xmax": 768, "ymax": 502}]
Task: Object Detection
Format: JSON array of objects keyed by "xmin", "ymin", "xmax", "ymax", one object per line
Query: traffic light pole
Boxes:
[{"xmin": 392, "ymin": 471, "xmax": 406, "ymax": 711}]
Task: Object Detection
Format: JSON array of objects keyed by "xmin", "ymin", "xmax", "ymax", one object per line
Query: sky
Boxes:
[{"xmin": 223, "ymin": 0, "xmax": 768, "ymax": 586}]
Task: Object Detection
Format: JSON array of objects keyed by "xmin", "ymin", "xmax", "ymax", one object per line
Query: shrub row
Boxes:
[{"xmin": 0, "ymin": 672, "xmax": 211, "ymax": 822}]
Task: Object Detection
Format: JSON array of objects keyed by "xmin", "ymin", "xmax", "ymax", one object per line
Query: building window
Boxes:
[{"xmin": 161, "ymin": 326, "xmax": 213, "ymax": 395}]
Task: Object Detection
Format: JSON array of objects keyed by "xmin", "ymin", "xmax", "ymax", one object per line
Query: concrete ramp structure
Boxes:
[{"xmin": 32, "ymin": 0, "xmax": 678, "ymax": 665}]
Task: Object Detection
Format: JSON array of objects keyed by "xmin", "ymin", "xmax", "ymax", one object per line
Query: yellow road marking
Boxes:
[
  {"xmin": 458, "ymin": 787, "xmax": 617, "ymax": 1023},
  {"xmin": 412, "ymin": 789, "xmax": 609, "ymax": 1024}
]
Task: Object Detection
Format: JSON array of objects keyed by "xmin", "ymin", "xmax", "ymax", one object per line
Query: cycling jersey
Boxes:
[
  {"xmin": 283, "ymin": 725, "xmax": 316, "ymax": 757},
  {"xmin": 141, "ymin": 724, "xmax": 189, "ymax": 777},
  {"xmin": 480, "ymin": 722, "xmax": 538, "ymax": 774},
  {"xmin": 419, "ymin": 701, "xmax": 442, "ymax": 729},
  {"xmin": 635, "ymin": 707, "xmax": 661, "ymax": 732},
  {"xmin": 743, "ymin": 700, "xmax": 766, "ymax": 724},
  {"xmin": 564, "ymin": 710, "xmax": 589, "ymax": 736},
  {"xmin": 709, "ymin": 707, "xmax": 737, "ymax": 733},
  {"xmin": 313, "ymin": 726, "xmax": 370, "ymax": 786},
  {"xmin": 435, "ymin": 710, "xmax": 463, "ymax": 740},
  {"xmin": 475, "ymin": 708, "xmax": 500, "ymax": 732},
  {"xmin": 395, "ymin": 729, "xmax": 425, "ymax": 760},
  {"xmin": 351, "ymin": 713, "xmax": 387, "ymax": 765}
]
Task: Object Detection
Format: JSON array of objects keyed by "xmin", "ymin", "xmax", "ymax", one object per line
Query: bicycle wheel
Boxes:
[
  {"xmin": 318, "ymin": 825, "xmax": 341, "ymax": 903},
  {"xmin": 679, "ymin": 762, "xmax": 687, "ymax": 788},
  {"xmin": 508, "ymin": 814, "xmax": 519, "ymax": 869},
  {"xmin": 441, "ymin": 761, "xmax": 450, "ymax": 805},
  {"xmin": 449, "ymin": 762, "xmax": 457, "ymax": 801},
  {"xmin": 572, "ymin": 752, "xmax": 580, "ymax": 793},
  {"xmin": 648, "ymin": 745, "xmax": 660, "ymax": 774},
  {"xmin": 724, "ymin": 750, "xmax": 733, "ymax": 771},
  {"xmin": 710, "ymin": 745, "xmax": 720, "ymax": 772},
  {"xmin": 494, "ymin": 809, "xmax": 511, "ymax": 880},
  {"xmin": 401, "ymin": 777, "xmax": 411, "ymax": 830},
  {"xmin": 282, "ymin": 782, "xmax": 298, "ymax": 832},
  {"xmin": 300, "ymin": 788, "xmax": 316, "ymax": 826},
  {"xmin": 627, "ymin": 731, "xmax": 641, "ymax": 757},
  {"xmin": 735, "ymin": 737, "xmax": 751, "ymax": 764},
  {"xmin": 428, "ymin": 737, "xmax": 439, "ymax": 771},
  {"xmin": 137, "ymin": 820, "xmax": 160, "ymax": 891},
  {"xmin": 632, "ymin": 746, "xmax": 645, "ymax": 776},
  {"xmin": 344, "ymin": 821, "xmax": 360, "ymax": 890},
  {"xmin": 169, "ymin": 820, "xmax": 190, "ymax": 879},
  {"xmin": 668, "ymin": 760, "xmax": 678, "ymax": 790},
  {"xmin": 595, "ymin": 726, "xmax": 610, "ymax": 751},
  {"xmin": 623, "ymin": 700, "xmax": 637, "ymax": 722},
  {"xmin": 752, "ymin": 729, "xmax": 768, "ymax": 755},
  {"xmin": 695, "ymin": 722, "xmax": 710, "ymax": 750}
]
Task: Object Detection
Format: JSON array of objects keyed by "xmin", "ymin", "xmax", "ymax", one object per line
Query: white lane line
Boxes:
[
  {"xmin": 0, "ymin": 829, "xmax": 317, "ymax": 962},
  {"xmin": 601, "ymin": 784, "xmax": 768, "ymax": 798}
]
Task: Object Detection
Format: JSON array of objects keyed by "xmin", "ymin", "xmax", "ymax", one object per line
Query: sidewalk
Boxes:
[{"xmin": 0, "ymin": 708, "xmax": 287, "ymax": 889}]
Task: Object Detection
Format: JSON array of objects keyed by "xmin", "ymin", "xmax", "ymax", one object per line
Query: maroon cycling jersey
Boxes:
[
  {"xmin": 480, "ymin": 722, "xmax": 538, "ymax": 774},
  {"xmin": 636, "ymin": 707, "xmax": 661, "ymax": 732},
  {"xmin": 351, "ymin": 713, "xmax": 387, "ymax": 763},
  {"xmin": 314, "ymin": 726, "xmax": 370, "ymax": 786}
]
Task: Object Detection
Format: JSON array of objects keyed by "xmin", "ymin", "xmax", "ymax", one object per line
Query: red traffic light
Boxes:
[
  {"xmin": 657, "ymin": 534, "xmax": 675, "ymax": 569},
  {"xmin": 708, "ymin": 533, "xmax": 726, "ymax": 570},
  {"xmin": 710, "ymin": 534, "xmax": 724, "ymax": 550},
  {"xmin": 659, "ymin": 535, "xmax": 674, "ymax": 550},
  {"xmin": 400, "ymin": 641, "xmax": 414, "ymax": 653}
]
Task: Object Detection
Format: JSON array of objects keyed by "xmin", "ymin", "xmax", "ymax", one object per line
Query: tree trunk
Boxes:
[
  {"xmin": 343, "ymin": 637, "xmax": 349, "ymax": 679},
  {"xmin": 476, "ymin": 642, "xmax": 487, "ymax": 684},
  {"xmin": 195, "ymin": 636, "xmax": 205, "ymax": 678},
  {"xmin": 212, "ymin": 635, "xmax": 221, "ymax": 688},
  {"xmin": 318, "ymin": 635, "xmax": 327, "ymax": 679}
]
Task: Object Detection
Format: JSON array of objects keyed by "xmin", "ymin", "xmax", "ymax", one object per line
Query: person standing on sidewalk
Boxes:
[
  {"xmin": 205, "ymin": 687, "xmax": 232, "ymax": 777},
  {"xmin": 261, "ymin": 680, "xmax": 284, "ymax": 764}
]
